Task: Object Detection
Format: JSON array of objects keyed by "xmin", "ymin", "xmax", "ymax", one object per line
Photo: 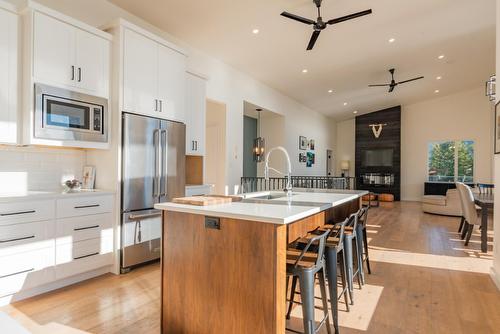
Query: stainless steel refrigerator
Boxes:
[{"xmin": 121, "ymin": 112, "xmax": 185, "ymax": 271}]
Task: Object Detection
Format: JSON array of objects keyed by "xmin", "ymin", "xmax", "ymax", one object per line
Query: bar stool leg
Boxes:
[
  {"xmin": 298, "ymin": 272, "xmax": 316, "ymax": 334},
  {"xmin": 353, "ymin": 237, "xmax": 363, "ymax": 289},
  {"xmin": 339, "ymin": 249, "xmax": 350, "ymax": 311},
  {"xmin": 344, "ymin": 235, "xmax": 354, "ymax": 303},
  {"xmin": 318, "ymin": 269, "xmax": 333, "ymax": 334},
  {"xmin": 363, "ymin": 227, "xmax": 372, "ymax": 274},
  {"xmin": 355, "ymin": 226, "xmax": 365, "ymax": 285},
  {"xmin": 325, "ymin": 249, "xmax": 339, "ymax": 334},
  {"xmin": 286, "ymin": 276, "xmax": 298, "ymax": 320}
]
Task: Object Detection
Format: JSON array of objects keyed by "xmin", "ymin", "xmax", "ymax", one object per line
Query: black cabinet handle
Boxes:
[
  {"xmin": 0, "ymin": 235, "xmax": 35, "ymax": 243},
  {"xmin": 74, "ymin": 204, "xmax": 100, "ymax": 209},
  {"xmin": 78, "ymin": 67, "xmax": 82, "ymax": 82},
  {"xmin": 74, "ymin": 225, "xmax": 100, "ymax": 231},
  {"xmin": 71, "ymin": 65, "xmax": 75, "ymax": 80},
  {"xmin": 0, "ymin": 210, "xmax": 36, "ymax": 217},
  {"xmin": 0, "ymin": 268, "xmax": 34, "ymax": 279},
  {"xmin": 74, "ymin": 252, "xmax": 99, "ymax": 260}
]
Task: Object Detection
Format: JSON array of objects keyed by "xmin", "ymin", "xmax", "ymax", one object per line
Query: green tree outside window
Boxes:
[{"xmin": 428, "ymin": 140, "xmax": 474, "ymax": 182}]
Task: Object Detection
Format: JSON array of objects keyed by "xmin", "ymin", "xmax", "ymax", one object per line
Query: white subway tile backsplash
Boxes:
[{"xmin": 0, "ymin": 146, "xmax": 85, "ymax": 192}]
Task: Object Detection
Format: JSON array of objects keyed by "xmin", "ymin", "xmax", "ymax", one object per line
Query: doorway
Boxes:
[{"xmin": 205, "ymin": 99, "xmax": 227, "ymax": 195}]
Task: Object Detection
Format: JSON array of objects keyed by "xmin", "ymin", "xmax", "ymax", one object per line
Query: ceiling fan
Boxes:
[
  {"xmin": 280, "ymin": 0, "xmax": 372, "ymax": 51},
  {"xmin": 369, "ymin": 68, "xmax": 424, "ymax": 93}
]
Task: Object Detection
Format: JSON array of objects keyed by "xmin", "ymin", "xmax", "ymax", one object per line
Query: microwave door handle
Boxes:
[
  {"xmin": 153, "ymin": 129, "xmax": 160, "ymax": 198},
  {"xmin": 160, "ymin": 129, "xmax": 168, "ymax": 198}
]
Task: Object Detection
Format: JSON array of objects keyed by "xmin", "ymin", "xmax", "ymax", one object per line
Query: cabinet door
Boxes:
[
  {"xmin": 75, "ymin": 29, "xmax": 109, "ymax": 97},
  {"xmin": 0, "ymin": 8, "xmax": 18, "ymax": 144},
  {"xmin": 123, "ymin": 28, "xmax": 158, "ymax": 116},
  {"xmin": 185, "ymin": 73, "xmax": 206, "ymax": 155},
  {"xmin": 33, "ymin": 12, "xmax": 76, "ymax": 88},
  {"xmin": 157, "ymin": 44, "xmax": 186, "ymax": 121}
]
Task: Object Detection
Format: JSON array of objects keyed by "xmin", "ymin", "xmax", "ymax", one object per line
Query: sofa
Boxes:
[{"xmin": 421, "ymin": 188, "xmax": 462, "ymax": 217}]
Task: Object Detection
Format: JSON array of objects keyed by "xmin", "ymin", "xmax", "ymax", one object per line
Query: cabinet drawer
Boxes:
[
  {"xmin": 0, "ymin": 220, "xmax": 55, "ymax": 257},
  {"xmin": 0, "ymin": 247, "xmax": 55, "ymax": 297},
  {"xmin": 56, "ymin": 213, "xmax": 112, "ymax": 245},
  {"xmin": 0, "ymin": 200, "xmax": 55, "ymax": 226},
  {"xmin": 56, "ymin": 195, "xmax": 113, "ymax": 218},
  {"xmin": 56, "ymin": 237, "xmax": 113, "ymax": 279}
]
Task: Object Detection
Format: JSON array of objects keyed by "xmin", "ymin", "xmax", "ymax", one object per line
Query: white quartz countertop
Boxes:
[
  {"xmin": 0, "ymin": 189, "xmax": 115, "ymax": 203},
  {"xmin": 154, "ymin": 189, "xmax": 368, "ymax": 225}
]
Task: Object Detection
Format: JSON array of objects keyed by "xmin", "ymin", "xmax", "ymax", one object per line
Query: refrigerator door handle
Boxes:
[
  {"xmin": 160, "ymin": 129, "xmax": 168, "ymax": 197},
  {"xmin": 153, "ymin": 129, "xmax": 160, "ymax": 198}
]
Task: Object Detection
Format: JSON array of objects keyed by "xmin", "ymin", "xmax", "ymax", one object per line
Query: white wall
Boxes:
[
  {"xmin": 491, "ymin": 0, "xmax": 500, "ymax": 290},
  {"xmin": 335, "ymin": 119, "xmax": 355, "ymax": 176},
  {"xmin": 14, "ymin": 0, "xmax": 336, "ymax": 193},
  {"xmin": 334, "ymin": 86, "xmax": 493, "ymax": 201},
  {"xmin": 402, "ymin": 86, "xmax": 493, "ymax": 201},
  {"xmin": 256, "ymin": 111, "xmax": 286, "ymax": 177},
  {"xmin": 0, "ymin": 146, "xmax": 84, "ymax": 192}
]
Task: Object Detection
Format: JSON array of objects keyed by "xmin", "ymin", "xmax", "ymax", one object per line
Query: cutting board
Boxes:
[{"xmin": 173, "ymin": 195, "xmax": 241, "ymax": 206}]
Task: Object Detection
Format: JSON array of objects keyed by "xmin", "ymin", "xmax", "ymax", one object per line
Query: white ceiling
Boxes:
[{"xmin": 108, "ymin": 0, "xmax": 496, "ymax": 119}]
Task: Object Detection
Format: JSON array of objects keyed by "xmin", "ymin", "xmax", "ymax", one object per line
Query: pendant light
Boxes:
[{"xmin": 253, "ymin": 109, "xmax": 265, "ymax": 162}]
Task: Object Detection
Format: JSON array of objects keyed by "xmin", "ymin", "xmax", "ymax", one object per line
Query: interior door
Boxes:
[
  {"xmin": 75, "ymin": 28, "xmax": 109, "ymax": 97},
  {"xmin": 33, "ymin": 12, "xmax": 75, "ymax": 88},
  {"xmin": 122, "ymin": 113, "xmax": 161, "ymax": 212},
  {"xmin": 123, "ymin": 28, "xmax": 158, "ymax": 116}
]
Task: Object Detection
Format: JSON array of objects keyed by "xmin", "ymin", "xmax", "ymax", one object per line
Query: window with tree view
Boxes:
[{"xmin": 428, "ymin": 140, "xmax": 474, "ymax": 182}]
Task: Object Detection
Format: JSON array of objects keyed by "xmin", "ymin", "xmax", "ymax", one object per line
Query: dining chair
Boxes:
[
  {"xmin": 456, "ymin": 183, "xmax": 481, "ymax": 246},
  {"xmin": 456, "ymin": 183, "xmax": 467, "ymax": 235}
]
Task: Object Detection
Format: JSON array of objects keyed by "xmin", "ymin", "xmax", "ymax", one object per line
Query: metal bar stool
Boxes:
[
  {"xmin": 355, "ymin": 207, "xmax": 372, "ymax": 282},
  {"xmin": 341, "ymin": 212, "xmax": 363, "ymax": 303},
  {"xmin": 292, "ymin": 217, "xmax": 352, "ymax": 334},
  {"xmin": 286, "ymin": 228, "xmax": 332, "ymax": 334}
]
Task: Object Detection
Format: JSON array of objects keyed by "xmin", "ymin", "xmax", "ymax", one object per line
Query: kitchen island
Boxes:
[{"xmin": 155, "ymin": 189, "xmax": 367, "ymax": 334}]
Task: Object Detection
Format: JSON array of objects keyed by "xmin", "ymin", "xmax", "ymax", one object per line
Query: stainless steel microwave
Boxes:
[{"xmin": 34, "ymin": 84, "xmax": 108, "ymax": 143}]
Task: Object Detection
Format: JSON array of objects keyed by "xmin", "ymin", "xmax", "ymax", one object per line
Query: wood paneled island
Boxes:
[{"xmin": 155, "ymin": 190, "xmax": 366, "ymax": 334}]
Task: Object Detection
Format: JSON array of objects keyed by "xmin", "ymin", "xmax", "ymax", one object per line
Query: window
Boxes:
[{"xmin": 428, "ymin": 140, "xmax": 474, "ymax": 182}]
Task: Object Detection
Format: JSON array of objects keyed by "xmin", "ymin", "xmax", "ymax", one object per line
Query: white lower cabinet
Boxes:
[{"xmin": 0, "ymin": 194, "xmax": 114, "ymax": 302}]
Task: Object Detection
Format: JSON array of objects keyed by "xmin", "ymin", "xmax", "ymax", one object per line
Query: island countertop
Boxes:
[{"xmin": 154, "ymin": 189, "xmax": 368, "ymax": 224}]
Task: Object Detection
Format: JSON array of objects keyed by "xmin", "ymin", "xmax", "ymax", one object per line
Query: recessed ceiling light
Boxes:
[
  {"xmin": 438, "ymin": 55, "xmax": 445, "ymax": 59},
  {"xmin": 388, "ymin": 38, "xmax": 395, "ymax": 43},
  {"xmin": 252, "ymin": 28, "xmax": 259, "ymax": 34},
  {"xmin": 353, "ymin": 110, "xmax": 358, "ymax": 114},
  {"xmin": 343, "ymin": 102, "xmax": 348, "ymax": 106},
  {"xmin": 302, "ymin": 69, "xmax": 308, "ymax": 73},
  {"xmin": 434, "ymin": 89, "xmax": 440, "ymax": 93},
  {"xmin": 328, "ymin": 89, "xmax": 333, "ymax": 93},
  {"xmin": 436, "ymin": 76, "xmax": 442, "ymax": 80}
]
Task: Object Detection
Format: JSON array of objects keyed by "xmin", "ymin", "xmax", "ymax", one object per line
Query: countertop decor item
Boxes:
[
  {"xmin": 82, "ymin": 166, "xmax": 96, "ymax": 189},
  {"xmin": 63, "ymin": 179, "xmax": 81, "ymax": 193}
]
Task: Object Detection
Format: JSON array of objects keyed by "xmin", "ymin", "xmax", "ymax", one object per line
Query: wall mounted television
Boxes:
[{"xmin": 361, "ymin": 148, "xmax": 394, "ymax": 167}]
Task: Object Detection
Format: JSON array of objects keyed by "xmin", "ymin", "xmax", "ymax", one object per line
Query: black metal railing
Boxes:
[{"xmin": 240, "ymin": 176, "xmax": 356, "ymax": 193}]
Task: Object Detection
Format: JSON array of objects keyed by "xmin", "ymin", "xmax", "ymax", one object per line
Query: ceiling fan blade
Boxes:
[
  {"xmin": 397, "ymin": 76, "xmax": 424, "ymax": 85},
  {"xmin": 281, "ymin": 12, "xmax": 316, "ymax": 25},
  {"xmin": 388, "ymin": 85, "xmax": 396, "ymax": 93},
  {"xmin": 368, "ymin": 84, "xmax": 390, "ymax": 87},
  {"xmin": 307, "ymin": 30, "xmax": 321, "ymax": 50},
  {"xmin": 327, "ymin": 9, "xmax": 372, "ymax": 25}
]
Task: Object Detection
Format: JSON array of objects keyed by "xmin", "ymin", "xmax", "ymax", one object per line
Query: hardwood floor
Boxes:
[{"xmin": 2, "ymin": 201, "xmax": 499, "ymax": 333}]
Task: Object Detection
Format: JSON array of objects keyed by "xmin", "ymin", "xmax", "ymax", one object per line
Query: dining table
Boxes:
[{"xmin": 473, "ymin": 192, "xmax": 493, "ymax": 253}]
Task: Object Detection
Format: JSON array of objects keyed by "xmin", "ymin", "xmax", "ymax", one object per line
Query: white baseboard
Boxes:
[
  {"xmin": 490, "ymin": 266, "xmax": 500, "ymax": 291},
  {"xmin": 0, "ymin": 266, "xmax": 112, "ymax": 306}
]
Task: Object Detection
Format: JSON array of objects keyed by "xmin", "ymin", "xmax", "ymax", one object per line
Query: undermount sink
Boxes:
[{"xmin": 245, "ymin": 192, "xmax": 295, "ymax": 200}]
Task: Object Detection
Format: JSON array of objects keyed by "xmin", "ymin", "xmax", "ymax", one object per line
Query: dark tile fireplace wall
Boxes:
[{"xmin": 355, "ymin": 106, "xmax": 401, "ymax": 200}]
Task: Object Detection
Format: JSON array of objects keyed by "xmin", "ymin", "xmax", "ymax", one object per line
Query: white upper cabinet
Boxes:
[
  {"xmin": 121, "ymin": 25, "xmax": 186, "ymax": 121},
  {"xmin": 185, "ymin": 73, "xmax": 206, "ymax": 156},
  {"xmin": 0, "ymin": 7, "xmax": 18, "ymax": 144},
  {"xmin": 157, "ymin": 44, "xmax": 186, "ymax": 122},
  {"xmin": 33, "ymin": 12, "xmax": 109, "ymax": 98},
  {"xmin": 123, "ymin": 28, "xmax": 158, "ymax": 116}
]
